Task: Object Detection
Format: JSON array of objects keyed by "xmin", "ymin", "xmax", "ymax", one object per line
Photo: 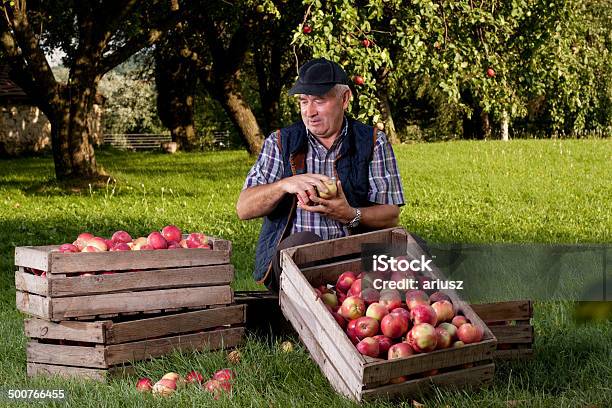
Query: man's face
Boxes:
[{"xmin": 299, "ymin": 89, "xmax": 350, "ymax": 139}]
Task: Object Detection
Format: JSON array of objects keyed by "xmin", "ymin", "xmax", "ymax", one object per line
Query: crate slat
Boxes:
[
  {"xmin": 279, "ymin": 291, "xmax": 359, "ymax": 401},
  {"xmin": 47, "ymin": 265, "xmax": 234, "ymax": 297},
  {"xmin": 488, "ymin": 325, "xmax": 533, "ymax": 344},
  {"xmin": 15, "ymin": 271, "xmax": 48, "ymax": 296},
  {"xmin": 105, "ymin": 305, "xmax": 245, "ymax": 344},
  {"xmin": 361, "ymin": 363, "xmax": 495, "ymax": 401},
  {"xmin": 104, "ymin": 327, "xmax": 244, "ymax": 366},
  {"xmin": 16, "ymin": 291, "xmax": 50, "ymax": 319},
  {"xmin": 471, "ymin": 300, "xmax": 532, "ymax": 322},
  {"xmin": 24, "ymin": 318, "xmax": 106, "ymax": 343},
  {"xmin": 50, "ymin": 286, "xmax": 233, "ymax": 320},
  {"xmin": 27, "ymin": 342, "xmax": 106, "ymax": 368},
  {"xmin": 27, "ymin": 362, "xmax": 132, "ymax": 381}
]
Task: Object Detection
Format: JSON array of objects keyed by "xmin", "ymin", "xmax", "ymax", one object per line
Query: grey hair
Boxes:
[{"xmin": 330, "ymin": 84, "xmax": 351, "ymax": 99}]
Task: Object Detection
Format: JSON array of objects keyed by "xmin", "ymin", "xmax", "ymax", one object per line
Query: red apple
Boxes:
[
  {"xmin": 362, "ymin": 38, "xmax": 371, "ymax": 47},
  {"xmin": 353, "ymin": 75, "xmax": 364, "ymax": 85},
  {"xmin": 431, "ymin": 300, "xmax": 454, "ymax": 322},
  {"xmin": 353, "ymin": 316, "xmax": 380, "ymax": 339},
  {"xmin": 373, "ymin": 335, "xmax": 393, "ymax": 357},
  {"xmin": 346, "ymin": 319, "xmax": 360, "ymax": 345},
  {"xmin": 405, "ymin": 290, "xmax": 429, "ymax": 310},
  {"xmin": 452, "ymin": 315, "xmax": 468, "ymax": 327},
  {"xmin": 332, "ymin": 312, "xmax": 347, "ymax": 329},
  {"xmin": 336, "ymin": 271, "xmax": 357, "ymax": 293},
  {"xmin": 185, "ymin": 370, "xmax": 204, "ymax": 384},
  {"xmin": 161, "ymin": 372, "xmax": 182, "ymax": 382},
  {"xmin": 302, "ymin": 24, "xmax": 312, "ymax": 34},
  {"xmin": 339, "ymin": 296, "xmax": 366, "ymax": 320},
  {"xmin": 407, "ymin": 323, "xmax": 437, "ymax": 353},
  {"xmin": 438, "ymin": 322, "xmax": 458, "ymax": 339},
  {"xmin": 74, "ymin": 232, "xmax": 94, "ymax": 250},
  {"xmin": 179, "ymin": 239, "xmax": 189, "ymax": 248},
  {"xmin": 429, "ymin": 291, "xmax": 451, "ymax": 303},
  {"xmin": 104, "ymin": 238, "xmax": 114, "ymax": 249},
  {"xmin": 152, "ymin": 378, "xmax": 176, "ymax": 396},
  {"xmin": 130, "ymin": 237, "xmax": 148, "ymax": 250},
  {"xmin": 379, "ymin": 289, "xmax": 402, "ymax": 312},
  {"xmin": 186, "ymin": 232, "xmax": 207, "ymax": 248},
  {"xmin": 388, "ymin": 342, "xmax": 414, "ymax": 359},
  {"xmin": 212, "ymin": 368, "xmax": 235, "ymax": 382},
  {"xmin": 161, "ymin": 225, "xmax": 182, "ymax": 243},
  {"xmin": 337, "ymin": 290, "xmax": 347, "ymax": 304},
  {"xmin": 147, "ymin": 231, "xmax": 167, "ymax": 250},
  {"xmin": 140, "ymin": 244, "xmax": 155, "ymax": 250},
  {"xmin": 356, "ymin": 337, "xmax": 379, "ymax": 357},
  {"xmin": 136, "ymin": 377, "xmax": 153, "ymax": 392},
  {"xmin": 410, "ymin": 304, "xmax": 438, "ymax": 326},
  {"xmin": 203, "ymin": 379, "xmax": 227, "ymax": 400},
  {"xmin": 110, "ymin": 243, "xmax": 130, "ymax": 251},
  {"xmin": 87, "ymin": 237, "xmax": 108, "ymax": 252},
  {"xmin": 381, "ymin": 313, "xmax": 409, "ymax": 338},
  {"xmin": 81, "ymin": 246, "xmax": 101, "ymax": 253},
  {"xmin": 111, "ymin": 230, "xmax": 132, "ymax": 244},
  {"xmin": 487, "ymin": 67, "xmax": 496, "ymax": 78},
  {"xmin": 348, "ymin": 279, "xmax": 362, "ymax": 297},
  {"xmin": 390, "ymin": 307, "xmax": 410, "ymax": 322},
  {"xmin": 457, "ymin": 323, "xmax": 483, "ymax": 344},
  {"xmin": 435, "ymin": 327, "xmax": 452, "ymax": 349},
  {"xmin": 58, "ymin": 243, "xmax": 79, "ymax": 253},
  {"xmin": 366, "ymin": 303, "xmax": 389, "ymax": 322},
  {"xmin": 361, "ymin": 288, "xmax": 380, "ymax": 305}
]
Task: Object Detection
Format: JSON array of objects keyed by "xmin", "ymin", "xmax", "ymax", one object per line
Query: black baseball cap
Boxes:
[{"xmin": 288, "ymin": 58, "xmax": 349, "ymax": 96}]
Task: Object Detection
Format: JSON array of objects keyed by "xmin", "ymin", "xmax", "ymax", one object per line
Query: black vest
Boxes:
[{"xmin": 253, "ymin": 118, "xmax": 377, "ymax": 283}]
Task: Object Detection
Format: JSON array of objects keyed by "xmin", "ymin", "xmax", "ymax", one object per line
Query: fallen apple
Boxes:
[
  {"xmin": 212, "ymin": 368, "xmax": 235, "ymax": 383},
  {"xmin": 228, "ymin": 349, "xmax": 241, "ymax": 364},
  {"xmin": 185, "ymin": 370, "xmax": 204, "ymax": 384},
  {"xmin": 203, "ymin": 379, "xmax": 228, "ymax": 400},
  {"xmin": 152, "ymin": 378, "xmax": 176, "ymax": 396},
  {"xmin": 280, "ymin": 340, "xmax": 293, "ymax": 352},
  {"xmin": 136, "ymin": 377, "xmax": 153, "ymax": 392}
]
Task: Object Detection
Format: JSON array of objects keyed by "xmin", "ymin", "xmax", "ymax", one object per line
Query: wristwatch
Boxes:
[{"xmin": 346, "ymin": 207, "xmax": 361, "ymax": 229}]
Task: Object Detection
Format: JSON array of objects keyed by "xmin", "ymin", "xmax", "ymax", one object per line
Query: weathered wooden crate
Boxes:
[
  {"xmin": 14, "ymin": 237, "xmax": 234, "ymax": 321},
  {"xmin": 25, "ymin": 305, "xmax": 246, "ymax": 381},
  {"xmin": 279, "ymin": 227, "xmax": 497, "ymax": 402},
  {"xmin": 472, "ymin": 300, "xmax": 534, "ymax": 360}
]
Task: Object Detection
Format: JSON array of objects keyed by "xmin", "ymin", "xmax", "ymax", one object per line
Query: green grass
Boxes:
[{"xmin": 0, "ymin": 140, "xmax": 610, "ymax": 407}]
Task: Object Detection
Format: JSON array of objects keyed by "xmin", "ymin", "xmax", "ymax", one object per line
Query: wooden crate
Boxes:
[
  {"xmin": 14, "ymin": 237, "xmax": 234, "ymax": 320},
  {"xmin": 279, "ymin": 227, "xmax": 497, "ymax": 402},
  {"xmin": 25, "ymin": 305, "xmax": 246, "ymax": 381},
  {"xmin": 471, "ymin": 300, "xmax": 534, "ymax": 360}
]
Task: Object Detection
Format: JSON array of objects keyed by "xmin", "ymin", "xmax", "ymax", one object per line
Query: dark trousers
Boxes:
[{"xmin": 264, "ymin": 231, "xmax": 322, "ymax": 293}]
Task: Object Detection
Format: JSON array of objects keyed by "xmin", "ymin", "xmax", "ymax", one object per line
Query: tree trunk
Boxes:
[
  {"xmin": 480, "ymin": 111, "xmax": 491, "ymax": 139},
  {"xmin": 377, "ymin": 87, "xmax": 400, "ymax": 144},
  {"xmin": 501, "ymin": 111, "xmax": 509, "ymax": 141},
  {"xmin": 254, "ymin": 46, "xmax": 282, "ymax": 132},
  {"xmin": 213, "ymin": 79, "xmax": 264, "ymax": 155},
  {"xmin": 155, "ymin": 46, "xmax": 199, "ymax": 150}
]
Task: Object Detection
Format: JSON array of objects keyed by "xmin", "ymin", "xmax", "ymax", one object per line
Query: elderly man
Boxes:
[{"xmin": 237, "ymin": 58, "xmax": 405, "ymax": 292}]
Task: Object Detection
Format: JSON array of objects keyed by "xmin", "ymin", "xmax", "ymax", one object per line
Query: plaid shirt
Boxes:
[{"xmin": 243, "ymin": 119, "xmax": 405, "ymax": 239}]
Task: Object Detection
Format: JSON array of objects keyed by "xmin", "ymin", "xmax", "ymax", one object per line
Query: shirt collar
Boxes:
[{"xmin": 306, "ymin": 117, "xmax": 348, "ymax": 151}]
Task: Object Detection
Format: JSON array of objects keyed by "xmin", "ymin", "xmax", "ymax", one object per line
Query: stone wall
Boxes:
[{"xmin": 0, "ymin": 103, "xmax": 103, "ymax": 157}]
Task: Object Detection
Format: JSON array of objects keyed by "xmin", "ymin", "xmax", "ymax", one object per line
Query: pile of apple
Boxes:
[
  {"xmin": 316, "ymin": 271, "xmax": 483, "ymax": 361},
  {"xmin": 137, "ymin": 368, "xmax": 235, "ymax": 399},
  {"xmin": 56, "ymin": 225, "xmax": 211, "ymax": 253}
]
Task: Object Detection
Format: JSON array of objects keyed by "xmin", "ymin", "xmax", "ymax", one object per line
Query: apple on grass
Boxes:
[
  {"xmin": 212, "ymin": 369, "xmax": 235, "ymax": 382},
  {"xmin": 203, "ymin": 379, "xmax": 231, "ymax": 400},
  {"xmin": 185, "ymin": 370, "xmax": 204, "ymax": 384},
  {"xmin": 152, "ymin": 378, "xmax": 176, "ymax": 396},
  {"xmin": 136, "ymin": 377, "xmax": 153, "ymax": 392}
]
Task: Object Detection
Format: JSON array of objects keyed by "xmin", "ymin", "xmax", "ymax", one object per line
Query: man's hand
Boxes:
[
  {"xmin": 280, "ymin": 173, "xmax": 334, "ymax": 206},
  {"xmin": 298, "ymin": 179, "xmax": 355, "ymax": 224}
]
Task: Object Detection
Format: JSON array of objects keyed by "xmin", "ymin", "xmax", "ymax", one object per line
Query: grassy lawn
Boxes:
[{"xmin": 0, "ymin": 139, "xmax": 610, "ymax": 407}]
